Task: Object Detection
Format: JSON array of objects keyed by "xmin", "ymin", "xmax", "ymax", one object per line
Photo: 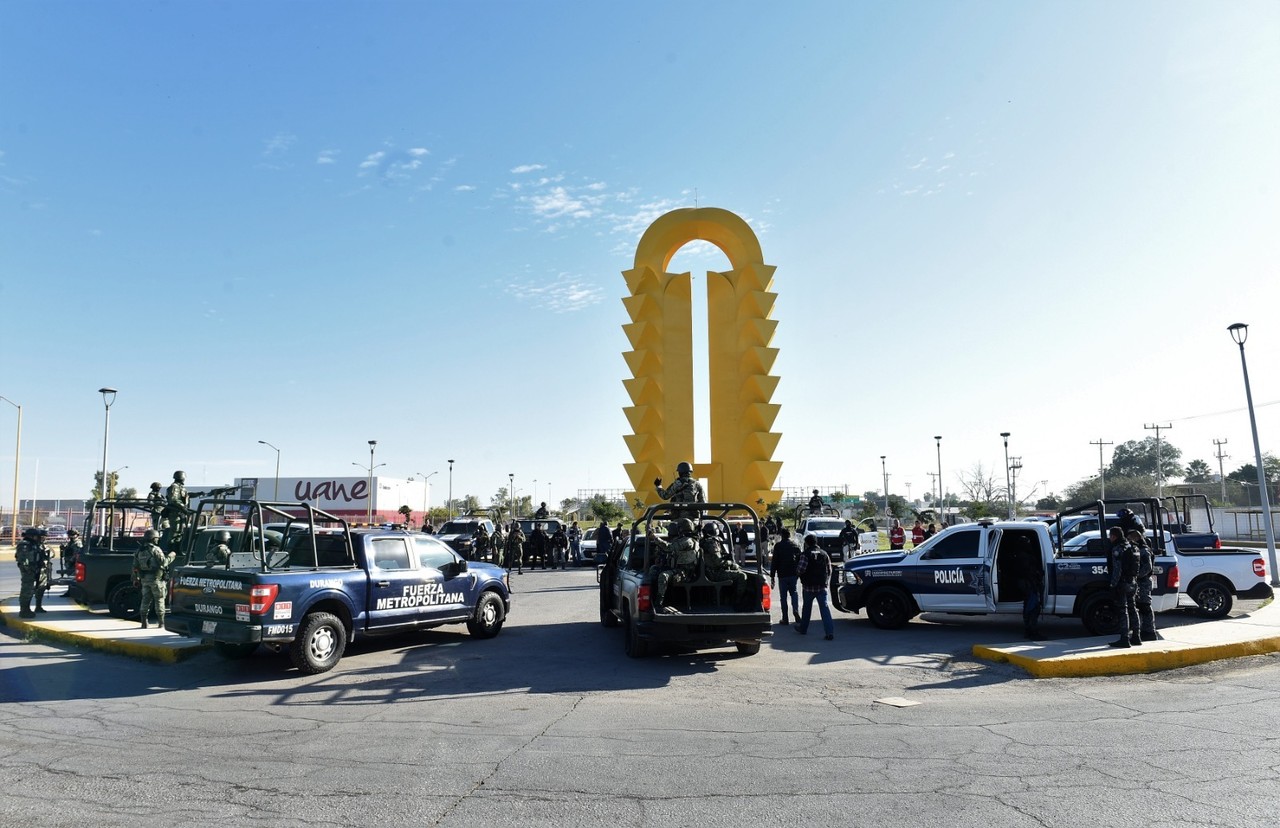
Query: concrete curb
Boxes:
[
  {"xmin": 1, "ymin": 595, "xmax": 210, "ymax": 664},
  {"xmin": 973, "ymin": 599, "xmax": 1280, "ymax": 677}
]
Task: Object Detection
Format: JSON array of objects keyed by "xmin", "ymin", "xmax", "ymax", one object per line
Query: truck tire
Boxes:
[
  {"xmin": 623, "ymin": 605, "xmax": 650, "ymax": 658},
  {"xmin": 214, "ymin": 642, "xmax": 258, "ymax": 660},
  {"xmin": 466, "ymin": 592, "xmax": 506, "ymax": 638},
  {"xmin": 1189, "ymin": 579, "xmax": 1234, "ymax": 619},
  {"xmin": 107, "ymin": 581, "xmax": 141, "ymax": 621},
  {"xmin": 735, "ymin": 640, "xmax": 761, "ymax": 656},
  {"xmin": 289, "ymin": 612, "xmax": 347, "ymax": 674},
  {"xmin": 865, "ymin": 587, "xmax": 913, "ymax": 630},
  {"xmin": 1081, "ymin": 592, "xmax": 1122, "ymax": 636}
]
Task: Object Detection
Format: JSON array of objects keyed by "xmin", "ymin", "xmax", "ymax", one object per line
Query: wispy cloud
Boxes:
[
  {"xmin": 263, "ymin": 132, "xmax": 296, "ymax": 156},
  {"xmin": 316, "ymin": 149, "xmax": 339, "ymax": 165},
  {"xmin": 454, "ymin": 184, "xmax": 476, "ymax": 192},
  {"xmin": 504, "ymin": 273, "xmax": 605, "ymax": 313},
  {"xmin": 357, "ymin": 146, "xmax": 432, "ymax": 185},
  {"xmin": 511, "ymin": 163, "xmax": 546, "ymax": 174}
]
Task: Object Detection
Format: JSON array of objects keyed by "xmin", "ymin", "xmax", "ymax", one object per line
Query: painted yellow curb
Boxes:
[
  {"xmin": 1, "ymin": 610, "xmax": 209, "ymax": 664},
  {"xmin": 973, "ymin": 635, "xmax": 1280, "ymax": 678}
]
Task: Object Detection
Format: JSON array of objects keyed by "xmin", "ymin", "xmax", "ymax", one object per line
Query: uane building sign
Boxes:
[{"xmin": 234, "ymin": 476, "xmax": 427, "ymax": 523}]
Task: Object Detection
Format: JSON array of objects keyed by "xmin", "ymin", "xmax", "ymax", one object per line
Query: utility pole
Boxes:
[
  {"xmin": 1089, "ymin": 438, "xmax": 1113, "ymax": 499},
  {"xmin": 1213, "ymin": 439, "xmax": 1230, "ymax": 505},
  {"xmin": 1145, "ymin": 423, "xmax": 1173, "ymax": 499},
  {"xmin": 926, "ymin": 471, "xmax": 939, "ymax": 509},
  {"xmin": 1009, "ymin": 457, "xmax": 1023, "ymax": 518}
]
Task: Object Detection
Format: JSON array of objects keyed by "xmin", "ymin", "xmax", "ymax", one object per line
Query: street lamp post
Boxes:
[
  {"xmin": 257, "ymin": 440, "xmax": 281, "ymax": 500},
  {"xmin": 0, "ymin": 396, "xmax": 20, "ymax": 546},
  {"xmin": 109, "ymin": 465, "xmax": 128, "ymax": 499},
  {"xmin": 880, "ymin": 456, "xmax": 889, "ymax": 525},
  {"xmin": 934, "ymin": 436, "xmax": 942, "ymax": 525},
  {"xmin": 416, "ymin": 471, "xmax": 438, "ymax": 525},
  {"xmin": 448, "ymin": 459, "xmax": 455, "ymax": 520},
  {"xmin": 508, "ymin": 473, "xmax": 515, "ymax": 521},
  {"xmin": 98, "ymin": 387, "xmax": 117, "ymax": 505},
  {"xmin": 1228, "ymin": 323, "xmax": 1278, "ymax": 586},
  {"xmin": 1000, "ymin": 432, "xmax": 1012, "ymax": 520},
  {"xmin": 352, "ymin": 441, "xmax": 385, "ymax": 525}
]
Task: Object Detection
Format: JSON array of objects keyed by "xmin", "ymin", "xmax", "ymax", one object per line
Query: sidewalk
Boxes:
[
  {"xmin": 0, "ymin": 591, "xmax": 208, "ymax": 663},
  {"xmin": 974, "ymin": 598, "xmax": 1280, "ymax": 677}
]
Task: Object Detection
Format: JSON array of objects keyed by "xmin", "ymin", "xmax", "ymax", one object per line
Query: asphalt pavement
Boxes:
[{"xmin": 2, "ymin": 564, "xmax": 1277, "ymax": 676}]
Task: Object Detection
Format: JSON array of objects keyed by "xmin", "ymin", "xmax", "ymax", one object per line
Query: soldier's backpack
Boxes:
[{"xmin": 1119, "ymin": 543, "xmax": 1140, "ymax": 580}]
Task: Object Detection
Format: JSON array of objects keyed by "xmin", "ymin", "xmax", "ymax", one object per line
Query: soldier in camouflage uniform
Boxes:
[
  {"xmin": 473, "ymin": 524, "xmax": 491, "ymax": 564},
  {"xmin": 654, "ymin": 462, "xmax": 705, "ymax": 521},
  {"xmin": 206, "ymin": 530, "xmax": 232, "ymax": 567},
  {"xmin": 161, "ymin": 471, "xmax": 192, "ymax": 549},
  {"xmin": 490, "ymin": 525, "xmax": 506, "ymax": 565},
  {"xmin": 133, "ymin": 528, "xmax": 176, "ymax": 628},
  {"xmin": 15, "ymin": 528, "xmax": 52, "ymax": 618},
  {"xmin": 649, "ymin": 518, "xmax": 699, "ymax": 612},
  {"xmin": 699, "ymin": 522, "xmax": 751, "ymax": 609},
  {"xmin": 60, "ymin": 528, "xmax": 83, "ymax": 579},
  {"xmin": 145, "ymin": 481, "xmax": 166, "ymax": 529},
  {"xmin": 505, "ymin": 523, "xmax": 525, "ymax": 574}
]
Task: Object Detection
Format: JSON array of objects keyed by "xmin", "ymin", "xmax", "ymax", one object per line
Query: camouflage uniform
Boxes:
[
  {"xmin": 490, "ymin": 527, "xmax": 506, "ymax": 565},
  {"xmin": 133, "ymin": 536, "xmax": 176, "ymax": 628},
  {"xmin": 655, "ymin": 476, "xmax": 705, "ymax": 507},
  {"xmin": 700, "ymin": 528, "xmax": 750, "ymax": 608},
  {"xmin": 473, "ymin": 527, "xmax": 491, "ymax": 563},
  {"xmin": 206, "ymin": 542, "xmax": 231, "ymax": 567},
  {"xmin": 161, "ymin": 472, "xmax": 191, "ymax": 549},
  {"xmin": 649, "ymin": 520, "xmax": 699, "ymax": 610},
  {"xmin": 60, "ymin": 531, "xmax": 83, "ymax": 577},
  {"xmin": 16, "ymin": 531, "xmax": 51, "ymax": 617},
  {"xmin": 145, "ymin": 483, "xmax": 165, "ymax": 530},
  {"xmin": 505, "ymin": 526, "xmax": 525, "ymax": 573}
]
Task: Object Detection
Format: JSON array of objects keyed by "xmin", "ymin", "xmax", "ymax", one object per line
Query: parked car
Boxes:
[{"xmin": 580, "ymin": 526, "xmax": 600, "ymax": 565}]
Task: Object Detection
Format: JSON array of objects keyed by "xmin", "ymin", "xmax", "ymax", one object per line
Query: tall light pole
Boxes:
[
  {"xmin": 448, "ymin": 459, "xmax": 455, "ymax": 520},
  {"xmin": 1089, "ymin": 438, "xmax": 1113, "ymax": 499},
  {"xmin": 1144, "ymin": 422, "xmax": 1173, "ymax": 500},
  {"xmin": 109, "ymin": 465, "xmax": 128, "ymax": 499},
  {"xmin": 1009, "ymin": 457, "xmax": 1022, "ymax": 518},
  {"xmin": 508, "ymin": 473, "xmax": 515, "ymax": 521},
  {"xmin": 257, "ymin": 440, "xmax": 281, "ymax": 500},
  {"xmin": 416, "ymin": 471, "xmax": 437, "ymax": 524},
  {"xmin": 934, "ymin": 436, "xmax": 942, "ymax": 524},
  {"xmin": 0, "ymin": 396, "xmax": 20, "ymax": 546},
  {"xmin": 352, "ymin": 441, "xmax": 384, "ymax": 525},
  {"xmin": 1228, "ymin": 323, "xmax": 1278, "ymax": 586},
  {"xmin": 1000, "ymin": 432, "xmax": 1012, "ymax": 520},
  {"xmin": 98, "ymin": 387, "xmax": 117, "ymax": 505},
  {"xmin": 880, "ymin": 456, "xmax": 889, "ymax": 525},
  {"xmin": 1213, "ymin": 439, "xmax": 1229, "ymax": 506}
]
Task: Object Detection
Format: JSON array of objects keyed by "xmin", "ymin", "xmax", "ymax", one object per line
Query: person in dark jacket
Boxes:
[
  {"xmin": 795, "ymin": 535, "xmax": 835, "ymax": 640},
  {"xmin": 1107, "ymin": 526, "xmax": 1140, "ymax": 648},
  {"xmin": 769, "ymin": 528, "xmax": 802, "ymax": 625},
  {"xmin": 1009, "ymin": 534, "xmax": 1044, "ymax": 639},
  {"xmin": 838, "ymin": 520, "xmax": 859, "ymax": 558},
  {"xmin": 595, "ymin": 519, "xmax": 613, "ymax": 562}
]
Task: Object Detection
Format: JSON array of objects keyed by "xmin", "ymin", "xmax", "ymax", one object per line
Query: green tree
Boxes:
[
  {"xmin": 1108, "ymin": 437, "xmax": 1183, "ymax": 479},
  {"xmin": 398, "ymin": 505, "xmax": 413, "ymax": 524},
  {"xmin": 1184, "ymin": 459, "xmax": 1213, "ymax": 483},
  {"xmin": 585, "ymin": 496, "xmax": 626, "ymax": 524},
  {"xmin": 1035, "ymin": 495, "xmax": 1063, "ymax": 511},
  {"xmin": 1227, "ymin": 454, "xmax": 1280, "ymax": 485},
  {"xmin": 90, "ymin": 470, "xmax": 122, "ymax": 501},
  {"xmin": 1061, "ymin": 474, "xmax": 1157, "ymax": 508}
]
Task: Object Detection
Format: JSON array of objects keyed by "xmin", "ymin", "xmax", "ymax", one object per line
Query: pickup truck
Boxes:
[
  {"xmin": 69, "ymin": 496, "xmax": 258, "ymax": 619},
  {"xmin": 796, "ymin": 510, "xmax": 848, "ymax": 562},
  {"xmin": 164, "ymin": 500, "xmax": 511, "ymax": 674},
  {"xmin": 831, "ymin": 499, "xmax": 1182, "ymax": 636},
  {"xmin": 1175, "ymin": 546, "xmax": 1272, "ymax": 618},
  {"xmin": 598, "ymin": 502, "xmax": 772, "ymax": 658}
]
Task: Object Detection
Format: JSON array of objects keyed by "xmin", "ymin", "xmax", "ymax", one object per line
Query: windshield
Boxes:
[
  {"xmin": 807, "ymin": 520, "xmax": 844, "ymax": 532},
  {"xmin": 438, "ymin": 522, "xmax": 477, "ymax": 535}
]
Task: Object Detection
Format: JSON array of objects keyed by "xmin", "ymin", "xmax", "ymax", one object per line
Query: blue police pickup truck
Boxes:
[
  {"xmin": 831, "ymin": 500, "xmax": 1181, "ymax": 637},
  {"xmin": 165, "ymin": 501, "xmax": 511, "ymax": 674}
]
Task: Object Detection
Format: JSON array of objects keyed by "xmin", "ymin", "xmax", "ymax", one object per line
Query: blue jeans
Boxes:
[
  {"xmin": 776, "ymin": 576, "xmax": 799, "ymax": 621},
  {"xmin": 798, "ymin": 589, "xmax": 834, "ymax": 637}
]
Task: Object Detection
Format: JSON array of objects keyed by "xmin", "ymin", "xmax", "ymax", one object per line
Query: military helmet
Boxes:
[
  {"xmin": 674, "ymin": 518, "xmax": 695, "ymax": 536},
  {"xmin": 22, "ymin": 527, "xmax": 37, "ymax": 539},
  {"xmin": 143, "ymin": 529, "xmax": 160, "ymax": 542},
  {"xmin": 67, "ymin": 528, "xmax": 79, "ymax": 537},
  {"xmin": 216, "ymin": 530, "xmax": 231, "ymax": 544},
  {"xmin": 701, "ymin": 522, "xmax": 718, "ymax": 537},
  {"xmin": 150, "ymin": 481, "xmax": 162, "ymax": 490},
  {"xmin": 676, "ymin": 461, "xmax": 693, "ymax": 476}
]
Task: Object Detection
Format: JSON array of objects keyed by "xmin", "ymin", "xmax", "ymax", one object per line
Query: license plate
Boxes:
[{"xmin": 202, "ymin": 620, "xmax": 216, "ymax": 634}]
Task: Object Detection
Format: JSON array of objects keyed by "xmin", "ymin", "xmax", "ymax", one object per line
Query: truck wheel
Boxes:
[
  {"xmin": 1189, "ymin": 580, "xmax": 1233, "ymax": 619},
  {"xmin": 623, "ymin": 605, "xmax": 650, "ymax": 658},
  {"xmin": 214, "ymin": 642, "xmax": 258, "ymax": 660},
  {"xmin": 1081, "ymin": 593, "xmax": 1121, "ymax": 636},
  {"xmin": 865, "ymin": 587, "xmax": 913, "ymax": 629},
  {"xmin": 107, "ymin": 582, "xmax": 141, "ymax": 621},
  {"xmin": 735, "ymin": 640, "xmax": 761, "ymax": 656},
  {"xmin": 289, "ymin": 612, "xmax": 347, "ymax": 674},
  {"xmin": 467, "ymin": 592, "xmax": 506, "ymax": 638}
]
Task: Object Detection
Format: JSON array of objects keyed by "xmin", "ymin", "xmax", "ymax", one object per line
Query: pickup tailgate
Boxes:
[{"xmin": 167, "ymin": 568, "xmax": 269, "ymax": 643}]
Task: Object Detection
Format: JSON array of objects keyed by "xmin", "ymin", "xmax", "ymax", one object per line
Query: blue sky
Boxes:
[{"xmin": 2, "ymin": 0, "xmax": 1278, "ymax": 510}]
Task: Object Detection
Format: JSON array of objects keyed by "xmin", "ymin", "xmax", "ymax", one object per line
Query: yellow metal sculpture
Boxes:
[{"xmin": 621, "ymin": 207, "xmax": 782, "ymax": 515}]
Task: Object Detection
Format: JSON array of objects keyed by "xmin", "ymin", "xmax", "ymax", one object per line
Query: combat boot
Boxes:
[
  {"xmin": 19, "ymin": 598, "xmax": 35, "ymax": 619},
  {"xmin": 1140, "ymin": 630, "xmax": 1158, "ymax": 641},
  {"xmin": 1107, "ymin": 637, "xmax": 1131, "ymax": 648},
  {"xmin": 140, "ymin": 618, "xmax": 148, "ymax": 629},
  {"xmin": 1129, "ymin": 634, "xmax": 1142, "ymax": 646},
  {"xmin": 35, "ymin": 592, "xmax": 47, "ymax": 613}
]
